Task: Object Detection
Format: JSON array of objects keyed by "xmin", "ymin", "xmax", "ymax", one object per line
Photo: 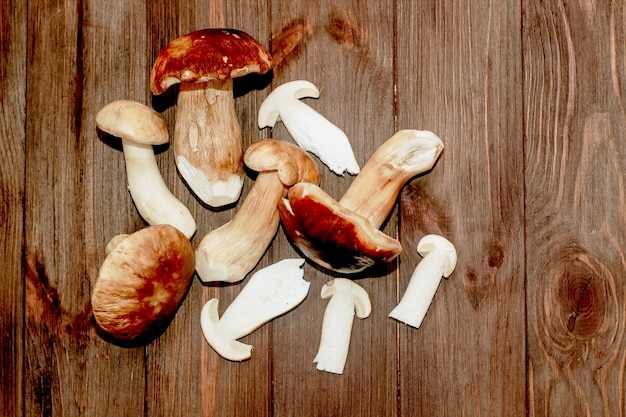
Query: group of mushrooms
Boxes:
[{"xmin": 91, "ymin": 28, "xmax": 458, "ymax": 374}]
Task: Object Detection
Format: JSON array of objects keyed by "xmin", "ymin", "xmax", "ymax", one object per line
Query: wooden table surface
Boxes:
[{"xmin": 3, "ymin": 0, "xmax": 626, "ymax": 416}]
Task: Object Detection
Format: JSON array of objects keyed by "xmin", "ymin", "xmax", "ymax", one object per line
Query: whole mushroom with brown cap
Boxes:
[
  {"xmin": 195, "ymin": 139, "xmax": 320, "ymax": 284},
  {"xmin": 91, "ymin": 225, "xmax": 196, "ymax": 342},
  {"xmin": 278, "ymin": 129, "xmax": 444, "ymax": 273},
  {"xmin": 150, "ymin": 28, "xmax": 273, "ymax": 207},
  {"xmin": 95, "ymin": 99, "xmax": 196, "ymax": 239}
]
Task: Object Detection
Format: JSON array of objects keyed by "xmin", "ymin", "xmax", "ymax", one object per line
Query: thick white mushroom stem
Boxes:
[
  {"xmin": 200, "ymin": 259, "xmax": 310, "ymax": 361},
  {"xmin": 195, "ymin": 172, "xmax": 284, "ymax": 283},
  {"xmin": 123, "ymin": 141, "xmax": 197, "ymax": 238},
  {"xmin": 389, "ymin": 234, "xmax": 457, "ymax": 328},
  {"xmin": 314, "ymin": 278, "xmax": 371, "ymax": 374},
  {"xmin": 340, "ymin": 129, "xmax": 444, "ymax": 227},
  {"xmin": 175, "ymin": 79, "xmax": 244, "ymax": 207},
  {"xmin": 258, "ymin": 80, "xmax": 360, "ymax": 176}
]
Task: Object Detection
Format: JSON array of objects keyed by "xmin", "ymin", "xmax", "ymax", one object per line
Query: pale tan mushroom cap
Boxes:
[
  {"xmin": 91, "ymin": 224, "xmax": 195, "ymax": 341},
  {"xmin": 95, "ymin": 100, "xmax": 169, "ymax": 145},
  {"xmin": 244, "ymin": 139, "xmax": 321, "ymax": 186},
  {"xmin": 150, "ymin": 28, "xmax": 273, "ymax": 95}
]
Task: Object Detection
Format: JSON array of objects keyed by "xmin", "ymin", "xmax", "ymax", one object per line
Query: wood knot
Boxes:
[
  {"xmin": 558, "ymin": 260, "xmax": 606, "ymax": 338},
  {"xmin": 326, "ymin": 12, "xmax": 360, "ymax": 49},
  {"xmin": 271, "ymin": 19, "xmax": 312, "ymax": 70}
]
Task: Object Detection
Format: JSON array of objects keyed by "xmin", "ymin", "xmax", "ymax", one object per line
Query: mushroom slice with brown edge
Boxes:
[
  {"xmin": 91, "ymin": 225, "xmax": 195, "ymax": 342},
  {"xmin": 257, "ymin": 80, "xmax": 360, "ymax": 176},
  {"xmin": 314, "ymin": 278, "xmax": 371, "ymax": 374},
  {"xmin": 279, "ymin": 129, "xmax": 444, "ymax": 273},
  {"xmin": 95, "ymin": 99, "xmax": 197, "ymax": 239},
  {"xmin": 201, "ymin": 258, "xmax": 309, "ymax": 361},
  {"xmin": 195, "ymin": 139, "xmax": 320, "ymax": 283},
  {"xmin": 150, "ymin": 28, "xmax": 273, "ymax": 207},
  {"xmin": 389, "ymin": 234, "xmax": 457, "ymax": 328}
]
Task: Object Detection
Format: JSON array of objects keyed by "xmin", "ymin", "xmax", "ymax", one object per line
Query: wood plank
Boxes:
[
  {"xmin": 24, "ymin": 1, "xmax": 146, "ymax": 416},
  {"xmin": 145, "ymin": 2, "xmax": 274, "ymax": 416},
  {"xmin": 524, "ymin": 1, "xmax": 626, "ymax": 415},
  {"xmin": 0, "ymin": 1, "xmax": 26, "ymax": 416},
  {"xmin": 396, "ymin": 1, "xmax": 526, "ymax": 415},
  {"xmin": 268, "ymin": 2, "xmax": 398, "ymax": 416}
]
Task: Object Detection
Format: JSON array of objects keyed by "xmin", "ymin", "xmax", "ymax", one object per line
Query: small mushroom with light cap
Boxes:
[
  {"xmin": 195, "ymin": 139, "xmax": 320, "ymax": 284},
  {"xmin": 201, "ymin": 258, "xmax": 310, "ymax": 361},
  {"xmin": 313, "ymin": 278, "xmax": 371, "ymax": 374},
  {"xmin": 150, "ymin": 28, "xmax": 273, "ymax": 207},
  {"xmin": 95, "ymin": 100, "xmax": 197, "ymax": 239},
  {"xmin": 389, "ymin": 234, "xmax": 457, "ymax": 328},
  {"xmin": 91, "ymin": 224, "xmax": 196, "ymax": 342},
  {"xmin": 258, "ymin": 80, "xmax": 360, "ymax": 176},
  {"xmin": 279, "ymin": 129, "xmax": 444, "ymax": 273}
]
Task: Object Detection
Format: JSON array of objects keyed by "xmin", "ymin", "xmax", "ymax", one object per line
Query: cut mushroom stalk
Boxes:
[
  {"xmin": 151, "ymin": 28, "xmax": 273, "ymax": 207},
  {"xmin": 195, "ymin": 139, "xmax": 319, "ymax": 283},
  {"xmin": 95, "ymin": 100, "xmax": 196, "ymax": 238},
  {"xmin": 201, "ymin": 259, "xmax": 310, "ymax": 361},
  {"xmin": 314, "ymin": 278, "xmax": 371, "ymax": 374},
  {"xmin": 258, "ymin": 80, "xmax": 360, "ymax": 176},
  {"xmin": 279, "ymin": 129, "xmax": 444, "ymax": 273},
  {"xmin": 389, "ymin": 234, "xmax": 457, "ymax": 328}
]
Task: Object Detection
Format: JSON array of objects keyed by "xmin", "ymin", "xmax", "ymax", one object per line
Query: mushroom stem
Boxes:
[
  {"xmin": 122, "ymin": 141, "xmax": 197, "ymax": 238},
  {"xmin": 174, "ymin": 78, "xmax": 244, "ymax": 207},
  {"xmin": 340, "ymin": 129, "xmax": 444, "ymax": 227},
  {"xmin": 195, "ymin": 172, "xmax": 284, "ymax": 283},
  {"xmin": 313, "ymin": 278, "xmax": 371, "ymax": 374},
  {"xmin": 201, "ymin": 259, "xmax": 310, "ymax": 361},
  {"xmin": 389, "ymin": 234, "xmax": 457, "ymax": 328}
]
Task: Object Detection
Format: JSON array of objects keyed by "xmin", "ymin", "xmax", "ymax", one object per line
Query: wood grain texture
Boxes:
[
  {"xmin": 396, "ymin": 1, "xmax": 526, "ymax": 415},
  {"xmin": 3, "ymin": 0, "xmax": 626, "ymax": 416},
  {"xmin": 525, "ymin": 1, "xmax": 626, "ymax": 415},
  {"xmin": 0, "ymin": 1, "xmax": 26, "ymax": 416}
]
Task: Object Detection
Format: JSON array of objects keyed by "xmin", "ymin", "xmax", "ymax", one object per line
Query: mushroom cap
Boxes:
[
  {"xmin": 417, "ymin": 234, "xmax": 458, "ymax": 277},
  {"xmin": 91, "ymin": 225, "xmax": 195, "ymax": 341},
  {"xmin": 95, "ymin": 100, "xmax": 169, "ymax": 145},
  {"xmin": 150, "ymin": 28, "xmax": 273, "ymax": 95},
  {"xmin": 278, "ymin": 182, "xmax": 402, "ymax": 273},
  {"xmin": 244, "ymin": 139, "xmax": 321, "ymax": 186}
]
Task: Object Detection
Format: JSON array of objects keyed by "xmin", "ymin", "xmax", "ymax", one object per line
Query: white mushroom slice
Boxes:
[
  {"xmin": 258, "ymin": 80, "xmax": 360, "ymax": 176},
  {"xmin": 201, "ymin": 259, "xmax": 310, "ymax": 361},
  {"xmin": 313, "ymin": 278, "xmax": 371, "ymax": 374},
  {"xmin": 95, "ymin": 100, "xmax": 197, "ymax": 239},
  {"xmin": 389, "ymin": 234, "xmax": 457, "ymax": 328}
]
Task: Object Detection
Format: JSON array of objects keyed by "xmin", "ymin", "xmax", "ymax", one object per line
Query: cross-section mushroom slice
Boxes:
[
  {"xmin": 195, "ymin": 139, "xmax": 320, "ymax": 283},
  {"xmin": 91, "ymin": 225, "xmax": 195, "ymax": 342},
  {"xmin": 95, "ymin": 100, "xmax": 196, "ymax": 238},
  {"xmin": 279, "ymin": 129, "xmax": 444, "ymax": 273},
  {"xmin": 150, "ymin": 28, "xmax": 273, "ymax": 207}
]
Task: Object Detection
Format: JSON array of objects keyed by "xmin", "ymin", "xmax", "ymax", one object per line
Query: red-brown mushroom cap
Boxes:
[
  {"xmin": 91, "ymin": 225, "xmax": 196, "ymax": 342},
  {"xmin": 278, "ymin": 182, "xmax": 402, "ymax": 273},
  {"xmin": 150, "ymin": 28, "xmax": 273, "ymax": 95}
]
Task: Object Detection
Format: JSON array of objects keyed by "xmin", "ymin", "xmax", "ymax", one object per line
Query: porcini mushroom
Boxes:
[
  {"xmin": 150, "ymin": 28, "xmax": 273, "ymax": 207},
  {"xmin": 279, "ymin": 129, "xmax": 444, "ymax": 273},
  {"xmin": 313, "ymin": 278, "xmax": 371, "ymax": 374},
  {"xmin": 95, "ymin": 100, "xmax": 197, "ymax": 239},
  {"xmin": 195, "ymin": 139, "xmax": 320, "ymax": 283},
  {"xmin": 258, "ymin": 80, "xmax": 360, "ymax": 176},
  {"xmin": 201, "ymin": 258, "xmax": 310, "ymax": 361},
  {"xmin": 91, "ymin": 225, "xmax": 196, "ymax": 342},
  {"xmin": 389, "ymin": 234, "xmax": 457, "ymax": 328}
]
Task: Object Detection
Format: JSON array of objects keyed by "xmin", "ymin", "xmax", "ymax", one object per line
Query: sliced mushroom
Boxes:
[
  {"xmin": 201, "ymin": 259, "xmax": 310, "ymax": 361},
  {"xmin": 195, "ymin": 139, "xmax": 320, "ymax": 283},
  {"xmin": 313, "ymin": 278, "xmax": 371, "ymax": 374},
  {"xmin": 279, "ymin": 129, "xmax": 444, "ymax": 273},
  {"xmin": 150, "ymin": 28, "xmax": 273, "ymax": 207},
  {"xmin": 95, "ymin": 100, "xmax": 196, "ymax": 238},
  {"xmin": 91, "ymin": 225, "xmax": 195, "ymax": 342},
  {"xmin": 389, "ymin": 234, "xmax": 457, "ymax": 328},
  {"xmin": 258, "ymin": 80, "xmax": 360, "ymax": 176}
]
